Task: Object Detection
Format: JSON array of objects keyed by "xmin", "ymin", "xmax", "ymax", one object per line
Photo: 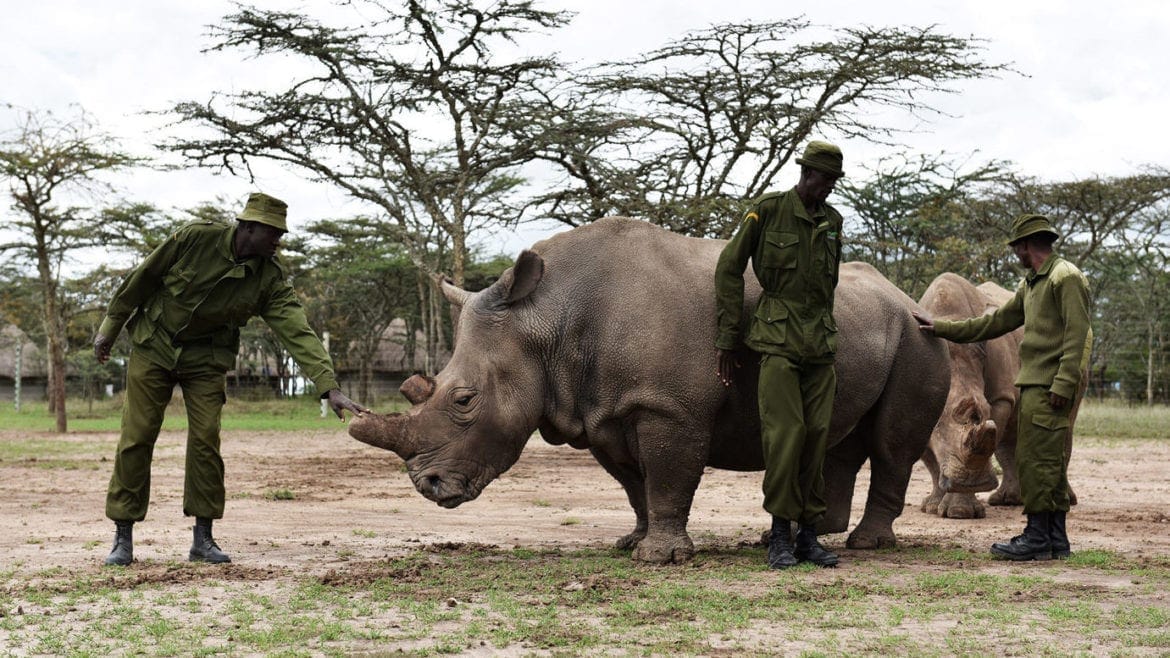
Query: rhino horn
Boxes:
[
  {"xmin": 400, "ymin": 374, "xmax": 435, "ymax": 405},
  {"xmin": 348, "ymin": 412, "xmax": 416, "ymax": 459},
  {"xmin": 964, "ymin": 419, "xmax": 998, "ymax": 457},
  {"xmin": 440, "ymin": 276, "xmax": 472, "ymax": 308}
]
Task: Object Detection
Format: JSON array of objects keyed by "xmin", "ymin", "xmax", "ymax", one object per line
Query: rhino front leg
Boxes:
[
  {"xmin": 627, "ymin": 417, "xmax": 703, "ymax": 564},
  {"xmin": 589, "ymin": 446, "xmax": 648, "ymax": 550},
  {"xmin": 988, "ymin": 432, "xmax": 1022, "ymax": 506},
  {"xmin": 918, "ymin": 447, "xmax": 946, "ymax": 516}
]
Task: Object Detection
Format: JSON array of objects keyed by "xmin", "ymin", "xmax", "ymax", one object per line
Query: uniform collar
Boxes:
[{"xmin": 791, "ymin": 186, "xmax": 826, "ymax": 224}]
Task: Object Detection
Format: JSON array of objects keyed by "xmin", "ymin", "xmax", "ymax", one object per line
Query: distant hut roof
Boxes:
[{"xmin": 0, "ymin": 324, "xmax": 47, "ymax": 378}]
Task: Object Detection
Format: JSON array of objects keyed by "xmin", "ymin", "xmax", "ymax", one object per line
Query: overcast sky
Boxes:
[{"xmin": 2, "ymin": 0, "xmax": 1167, "ymax": 262}]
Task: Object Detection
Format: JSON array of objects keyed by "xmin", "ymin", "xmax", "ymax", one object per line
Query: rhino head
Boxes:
[
  {"xmin": 348, "ymin": 250, "xmax": 547, "ymax": 508},
  {"xmin": 929, "ymin": 389, "xmax": 1000, "ymax": 494}
]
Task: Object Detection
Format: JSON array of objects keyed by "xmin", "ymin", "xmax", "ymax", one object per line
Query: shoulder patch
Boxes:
[{"xmin": 744, "ymin": 211, "xmax": 759, "ymax": 223}]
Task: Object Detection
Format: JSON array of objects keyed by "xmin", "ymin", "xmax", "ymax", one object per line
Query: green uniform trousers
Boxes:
[
  {"xmin": 106, "ymin": 349, "xmax": 229, "ymax": 522},
  {"xmin": 1016, "ymin": 386, "xmax": 1073, "ymax": 514},
  {"xmin": 758, "ymin": 354, "xmax": 835, "ymax": 525}
]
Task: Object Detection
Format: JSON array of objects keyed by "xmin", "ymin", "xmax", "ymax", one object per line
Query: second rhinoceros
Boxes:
[
  {"xmin": 349, "ymin": 217, "xmax": 949, "ymax": 563},
  {"xmin": 918, "ymin": 273, "xmax": 1080, "ymax": 519}
]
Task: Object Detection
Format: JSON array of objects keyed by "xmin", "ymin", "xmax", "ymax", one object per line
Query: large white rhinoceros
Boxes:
[{"xmin": 350, "ymin": 217, "xmax": 949, "ymax": 563}]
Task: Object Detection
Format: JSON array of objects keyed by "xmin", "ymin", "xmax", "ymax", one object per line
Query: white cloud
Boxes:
[{"xmin": 2, "ymin": 0, "xmax": 1167, "ymax": 259}]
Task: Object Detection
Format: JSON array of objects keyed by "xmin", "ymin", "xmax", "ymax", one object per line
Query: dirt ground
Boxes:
[{"xmin": 2, "ymin": 425, "xmax": 1169, "ymax": 574}]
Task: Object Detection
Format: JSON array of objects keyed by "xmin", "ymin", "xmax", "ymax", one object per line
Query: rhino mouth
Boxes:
[{"xmin": 410, "ymin": 468, "xmax": 483, "ymax": 508}]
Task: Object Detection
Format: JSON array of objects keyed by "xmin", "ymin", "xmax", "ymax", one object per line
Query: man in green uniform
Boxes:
[
  {"xmin": 714, "ymin": 141, "xmax": 845, "ymax": 569},
  {"xmin": 913, "ymin": 213, "xmax": 1092, "ymax": 561},
  {"xmin": 94, "ymin": 192, "xmax": 369, "ymax": 566}
]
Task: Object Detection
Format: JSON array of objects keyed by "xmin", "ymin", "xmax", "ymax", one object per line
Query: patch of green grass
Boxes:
[
  {"xmin": 352, "ymin": 529, "xmax": 376, "ymax": 539},
  {"xmin": 1067, "ymin": 549, "xmax": 1123, "ymax": 568},
  {"xmin": 1076, "ymin": 399, "xmax": 1170, "ymax": 440},
  {"xmin": 0, "ymin": 396, "xmax": 410, "ymax": 434},
  {"xmin": 267, "ymin": 489, "xmax": 296, "ymax": 501}
]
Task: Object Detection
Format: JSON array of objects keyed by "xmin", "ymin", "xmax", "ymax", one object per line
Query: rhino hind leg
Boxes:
[
  {"xmin": 633, "ymin": 533, "xmax": 695, "ymax": 564},
  {"xmin": 822, "ymin": 430, "xmax": 868, "ymax": 535},
  {"xmin": 846, "ymin": 395, "xmax": 937, "ymax": 549}
]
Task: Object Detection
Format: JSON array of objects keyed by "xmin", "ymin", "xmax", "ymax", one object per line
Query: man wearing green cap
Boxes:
[
  {"xmin": 913, "ymin": 213, "xmax": 1092, "ymax": 561},
  {"xmin": 714, "ymin": 140, "xmax": 845, "ymax": 569},
  {"xmin": 93, "ymin": 192, "xmax": 369, "ymax": 567}
]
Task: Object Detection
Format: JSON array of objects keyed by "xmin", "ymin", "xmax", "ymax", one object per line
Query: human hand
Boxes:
[
  {"xmin": 716, "ymin": 349, "xmax": 739, "ymax": 387},
  {"xmin": 326, "ymin": 389, "xmax": 371, "ymax": 421},
  {"xmin": 911, "ymin": 311, "xmax": 935, "ymax": 335},
  {"xmin": 94, "ymin": 334, "xmax": 114, "ymax": 364},
  {"xmin": 1047, "ymin": 392, "xmax": 1068, "ymax": 410}
]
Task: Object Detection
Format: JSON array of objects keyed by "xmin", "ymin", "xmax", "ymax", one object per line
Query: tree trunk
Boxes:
[
  {"xmin": 1148, "ymin": 323, "xmax": 1155, "ymax": 406},
  {"xmin": 37, "ymin": 258, "xmax": 68, "ymax": 433}
]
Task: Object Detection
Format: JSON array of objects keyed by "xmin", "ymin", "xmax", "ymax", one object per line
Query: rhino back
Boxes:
[
  {"xmin": 526, "ymin": 218, "xmax": 736, "ymax": 448},
  {"xmin": 830, "ymin": 263, "xmax": 949, "ymax": 440}
]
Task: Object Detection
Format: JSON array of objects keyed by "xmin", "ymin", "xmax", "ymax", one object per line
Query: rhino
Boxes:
[
  {"xmin": 918, "ymin": 274, "xmax": 1079, "ymax": 519},
  {"xmin": 349, "ymin": 217, "xmax": 949, "ymax": 563}
]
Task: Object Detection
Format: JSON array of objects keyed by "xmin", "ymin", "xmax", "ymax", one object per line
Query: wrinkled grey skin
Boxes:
[
  {"xmin": 918, "ymin": 275, "xmax": 1079, "ymax": 519},
  {"xmin": 350, "ymin": 218, "xmax": 949, "ymax": 563}
]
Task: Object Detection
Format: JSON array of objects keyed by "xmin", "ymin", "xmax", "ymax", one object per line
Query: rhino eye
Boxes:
[{"xmin": 455, "ymin": 394, "xmax": 475, "ymax": 407}]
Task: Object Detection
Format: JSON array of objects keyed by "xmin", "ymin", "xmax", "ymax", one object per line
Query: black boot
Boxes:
[
  {"xmin": 767, "ymin": 517, "xmax": 798, "ymax": 569},
  {"xmin": 1049, "ymin": 511, "xmax": 1071, "ymax": 559},
  {"xmin": 104, "ymin": 521, "xmax": 134, "ymax": 566},
  {"xmin": 795, "ymin": 525, "xmax": 839, "ymax": 567},
  {"xmin": 990, "ymin": 512, "xmax": 1052, "ymax": 561},
  {"xmin": 189, "ymin": 518, "xmax": 231, "ymax": 564}
]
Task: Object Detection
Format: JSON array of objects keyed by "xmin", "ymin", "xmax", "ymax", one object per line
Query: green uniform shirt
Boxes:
[
  {"xmin": 714, "ymin": 188, "xmax": 844, "ymax": 360},
  {"xmin": 933, "ymin": 255, "xmax": 1092, "ymax": 400},
  {"xmin": 98, "ymin": 220, "xmax": 339, "ymax": 393}
]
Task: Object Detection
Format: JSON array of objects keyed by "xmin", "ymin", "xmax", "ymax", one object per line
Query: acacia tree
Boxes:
[
  {"xmin": 835, "ymin": 153, "xmax": 1009, "ymax": 297},
  {"xmin": 529, "ymin": 19, "xmax": 1010, "ymax": 236},
  {"xmin": 0, "ymin": 106, "xmax": 142, "ymax": 432},
  {"xmin": 163, "ymin": 0, "xmax": 572, "ymax": 289}
]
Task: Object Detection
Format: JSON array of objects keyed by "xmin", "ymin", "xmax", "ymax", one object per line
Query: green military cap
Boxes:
[
  {"xmin": 237, "ymin": 192, "xmax": 289, "ymax": 232},
  {"xmin": 1007, "ymin": 213, "xmax": 1059, "ymax": 245},
  {"xmin": 795, "ymin": 140, "xmax": 845, "ymax": 177}
]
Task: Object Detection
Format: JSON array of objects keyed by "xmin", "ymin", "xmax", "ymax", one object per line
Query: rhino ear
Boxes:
[{"xmin": 503, "ymin": 250, "xmax": 544, "ymax": 304}]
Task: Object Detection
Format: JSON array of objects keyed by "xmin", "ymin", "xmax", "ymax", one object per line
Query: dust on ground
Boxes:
[{"xmin": 2, "ymin": 425, "xmax": 1168, "ymax": 575}]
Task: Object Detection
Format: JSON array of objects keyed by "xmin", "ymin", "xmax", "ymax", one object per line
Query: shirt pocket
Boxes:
[
  {"xmin": 822, "ymin": 313, "xmax": 839, "ymax": 354},
  {"xmin": 164, "ymin": 267, "xmax": 195, "ymax": 298},
  {"xmin": 747, "ymin": 297, "xmax": 789, "ymax": 346},
  {"xmin": 759, "ymin": 232, "xmax": 800, "ymax": 270}
]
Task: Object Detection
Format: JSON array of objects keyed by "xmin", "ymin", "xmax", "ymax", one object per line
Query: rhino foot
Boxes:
[
  {"xmin": 632, "ymin": 533, "xmax": 695, "ymax": 564},
  {"xmin": 614, "ymin": 529, "xmax": 647, "ymax": 551},
  {"xmin": 937, "ymin": 493, "xmax": 986, "ymax": 519},
  {"xmin": 920, "ymin": 493, "xmax": 943, "ymax": 516},
  {"xmin": 987, "ymin": 488, "xmax": 1022, "ymax": 506},
  {"xmin": 846, "ymin": 525, "xmax": 896, "ymax": 550}
]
